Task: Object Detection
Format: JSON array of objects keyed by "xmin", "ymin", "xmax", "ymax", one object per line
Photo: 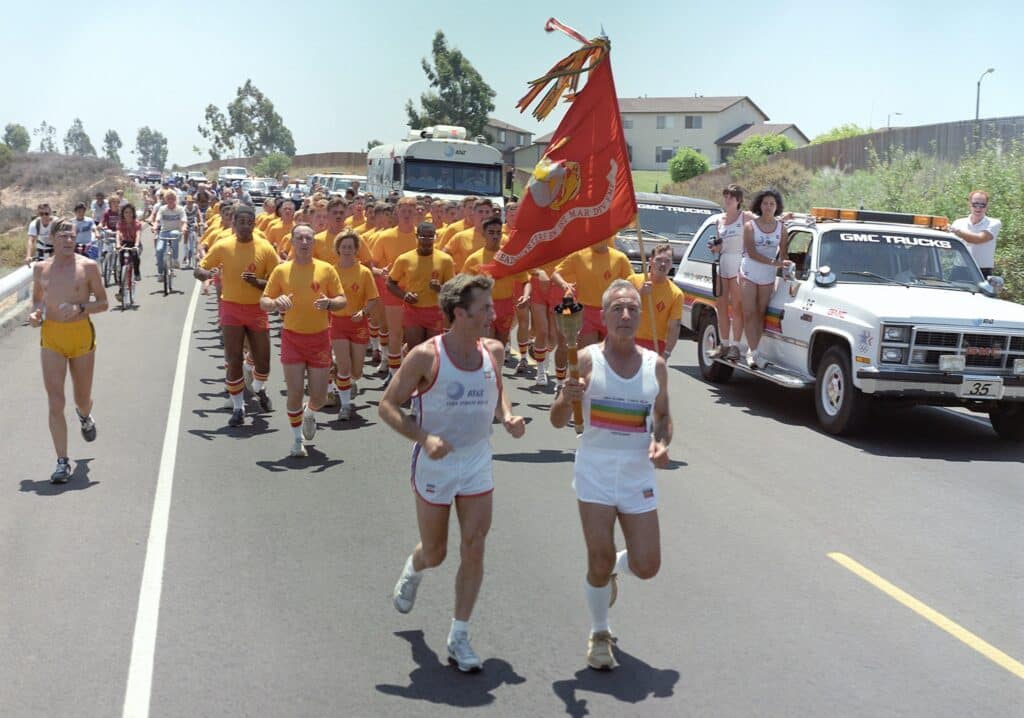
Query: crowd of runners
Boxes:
[{"xmin": 26, "ymin": 176, "xmax": 681, "ymax": 673}]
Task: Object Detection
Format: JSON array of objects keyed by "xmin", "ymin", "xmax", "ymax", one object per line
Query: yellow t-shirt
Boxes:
[
  {"xmin": 200, "ymin": 215, "xmax": 223, "ymax": 246},
  {"xmin": 205, "ymin": 202, "xmax": 220, "ymax": 223},
  {"xmin": 388, "ymin": 250, "xmax": 455, "ymax": 308},
  {"xmin": 199, "ymin": 236, "xmax": 280, "ymax": 305},
  {"xmin": 314, "ymin": 228, "xmax": 373, "ymax": 266},
  {"xmin": 266, "ymin": 219, "xmax": 294, "ymax": 254},
  {"xmin": 255, "ymin": 213, "xmax": 275, "ymax": 232},
  {"xmin": 444, "ymin": 228, "xmax": 484, "ymax": 273},
  {"xmin": 461, "ymin": 248, "xmax": 527, "ymax": 300},
  {"xmin": 438, "ymin": 219, "xmax": 466, "ymax": 250},
  {"xmin": 263, "ymin": 259, "xmax": 343, "ymax": 334},
  {"xmin": 555, "ymin": 247, "xmax": 633, "ymax": 307},
  {"xmin": 629, "ymin": 274, "xmax": 683, "ymax": 342},
  {"xmin": 331, "ymin": 262, "xmax": 379, "ymax": 317},
  {"xmin": 371, "ymin": 227, "xmax": 417, "ymax": 269}
]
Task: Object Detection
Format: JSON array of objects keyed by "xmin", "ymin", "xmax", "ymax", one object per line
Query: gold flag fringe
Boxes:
[{"xmin": 516, "ymin": 36, "xmax": 609, "ymax": 121}]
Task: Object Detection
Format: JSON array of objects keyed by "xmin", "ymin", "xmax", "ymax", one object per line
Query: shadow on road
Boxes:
[
  {"xmin": 255, "ymin": 444, "xmax": 343, "ymax": 473},
  {"xmin": 19, "ymin": 458, "xmax": 99, "ymax": 495},
  {"xmin": 375, "ymin": 630, "xmax": 525, "ymax": 707},
  {"xmin": 188, "ymin": 414, "xmax": 276, "ymax": 440},
  {"xmin": 551, "ymin": 644, "xmax": 679, "ymax": 718},
  {"xmin": 494, "ymin": 449, "xmax": 575, "ymax": 464}
]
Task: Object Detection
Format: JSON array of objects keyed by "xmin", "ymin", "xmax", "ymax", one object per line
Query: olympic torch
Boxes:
[{"xmin": 553, "ymin": 296, "xmax": 585, "ymax": 435}]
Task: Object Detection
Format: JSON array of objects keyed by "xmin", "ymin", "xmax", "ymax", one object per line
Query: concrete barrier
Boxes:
[{"xmin": 0, "ymin": 266, "xmax": 33, "ymax": 337}]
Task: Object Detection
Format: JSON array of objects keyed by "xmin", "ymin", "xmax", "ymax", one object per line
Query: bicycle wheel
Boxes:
[
  {"xmin": 102, "ymin": 251, "xmax": 113, "ymax": 286},
  {"xmin": 127, "ymin": 265, "xmax": 135, "ymax": 307},
  {"xmin": 120, "ymin": 265, "xmax": 131, "ymax": 310}
]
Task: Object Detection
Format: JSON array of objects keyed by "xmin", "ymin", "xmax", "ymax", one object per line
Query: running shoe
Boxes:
[
  {"xmin": 338, "ymin": 405, "xmax": 352, "ymax": 422},
  {"xmin": 289, "ymin": 438, "xmax": 308, "ymax": 458},
  {"xmin": 535, "ymin": 366, "xmax": 548, "ymax": 386},
  {"xmin": 77, "ymin": 411, "xmax": 97, "ymax": 442},
  {"xmin": 447, "ymin": 632, "xmax": 483, "ymax": 673},
  {"xmin": 370, "ymin": 349, "xmax": 382, "ymax": 365},
  {"xmin": 243, "ymin": 363, "xmax": 254, "ymax": 394},
  {"xmin": 350, "ymin": 380, "xmax": 358, "ymax": 397},
  {"xmin": 708, "ymin": 344, "xmax": 727, "ymax": 359},
  {"xmin": 50, "ymin": 457, "xmax": 72, "ymax": 484},
  {"xmin": 323, "ymin": 389, "xmax": 339, "ymax": 407},
  {"xmin": 228, "ymin": 408, "xmax": 245, "ymax": 427},
  {"xmin": 392, "ymin": 563, "xmax": 422, "ymax": 613},
  {"xmin": 256, "ymin": 389, "xmax": 273, "ymax": 413},
  {"xmin": 115, "ymin": 290, "xmax": 123, "ymax": 303},
  {"xmin": 724, "ymin": 345, "xmax": 742, "ymax": 362},
  {"xmin": 587, "ymin": 630, "xmax": 618, "ymax": 670},
  {"xmin": 516, "ymin": 356, "xmax": 530, "ymax": 374},
  {"xmin": 302, "ymin": 410, "xmax": 317, "ymax": 441}
]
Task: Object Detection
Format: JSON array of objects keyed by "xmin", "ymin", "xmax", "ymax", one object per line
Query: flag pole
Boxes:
[{"xmin": 634, "ymin": 218, "xmax": 661, "ymax": 356}]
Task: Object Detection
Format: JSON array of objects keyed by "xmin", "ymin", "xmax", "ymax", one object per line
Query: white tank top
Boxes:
[
  {"xmin": 581, "ymin": 346, "xmax": 659, "ymax": 452},
  {"xmin": 749, "ymin": 219, "xmax": 781, "ymax": 261},
  {"xmin": 716, "ymin": 212, "xmax": 745, "ymax": 255},
  {"xmin": 415, "ymin": 334, "xmax": 500, "ymax": 448}
]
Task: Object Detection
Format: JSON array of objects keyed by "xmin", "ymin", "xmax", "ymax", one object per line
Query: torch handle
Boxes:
[{"xmin": 567, "ymin": 344, "xmax": 584, "ymax": 435}]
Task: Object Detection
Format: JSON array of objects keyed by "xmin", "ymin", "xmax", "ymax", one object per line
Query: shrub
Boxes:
[
  {"xmin": 667, "ymin": 147, "xmax": 709, "ymax": 183},
  {"xmin": 811, "ymin": 124, "xmax": 873, "ymax": 145},
  {"xmin": 255, "ymin": 152, "xmax": 292, "ymax": 178},
  {"xmin": 0, "ymin": 142, "xmax": 11, "ymax": 169},
  {"xmin": 731, "ymin": 134, "xmax": 795, "ymax": 166}
]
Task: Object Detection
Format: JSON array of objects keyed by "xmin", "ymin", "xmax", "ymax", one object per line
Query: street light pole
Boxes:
[
  {"xmin": 887, "ymin": 112, "xmax": 902, "ymax": 129},
  {"xmin": 976, "ymin": 67, "xmax": 995, "ymax": 121}
]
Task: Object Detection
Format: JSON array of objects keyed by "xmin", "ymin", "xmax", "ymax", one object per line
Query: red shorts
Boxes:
[
  {"xmin": 280, "ymin": 329, "xmax": 332, "ymax": 368},
  {"xmin": 493, "ymin": 297, "xmax": 515, "ymax": 335},
  {"xmin": 402, "ymin": 304, "xmax": 444, "ymax": 334},
  {"xmin": 582, "ymin": 305, "xmax": 605, "ymax": 337},
  {"xmin": 330, "ymin": 314, "xmax": 370, "ymax": 344},
  {"xmin": 379, "ymin": 275, "xmax": 403, "ymax": 307},
  {"xmin": 220, "ymin": 300, "xmax": 268, "ymax": 331},
  {"xmin": 530, "ymin": 276, "xmax": 565, "ymax": 309},
  {"xmin": 512, "ymin": 280, "xmax": 527, "ymax": 303}
]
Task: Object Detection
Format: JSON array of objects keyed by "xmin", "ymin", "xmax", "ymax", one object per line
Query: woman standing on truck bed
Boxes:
[{"xmin": 740, "ymin": 189, "xmax": 790, "ymax": 369}]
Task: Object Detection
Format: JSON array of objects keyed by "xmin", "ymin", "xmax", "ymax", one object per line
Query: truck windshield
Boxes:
[
  {"xmin": 404, "ymin": 160, "xmax": 501, "ymax": 196},
  {"xmin": 819, "ymin": 230, "xmax": 984, "ymax": 288},
  {"xmin": 637, "ymin": 202, "xmax": 717, "ymax": 239}
]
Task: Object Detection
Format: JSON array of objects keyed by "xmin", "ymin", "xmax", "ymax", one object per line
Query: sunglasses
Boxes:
[
  {"xmin": 971, "ymin": 202, "xmax": 987, "ymax": 208},
  {"xmin": 39, "ymin": 211, "xmax": 51, "ymax": 216}
]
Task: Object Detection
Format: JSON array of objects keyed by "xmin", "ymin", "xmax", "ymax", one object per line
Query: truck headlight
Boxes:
[
  {"xmin": 939, "ymin": 355, "xmax": 966, "ymax": 372},
  {"xmin": 882, "ymin": 325, "xmax": 910, "ymax": 342},
  {"xmin": 1014, "ymin": 358, "xmax": 1024, "ymax": 375},
  {"xmin": 881, "ymin": 347, "xmax": 904, "ymax": 363}
]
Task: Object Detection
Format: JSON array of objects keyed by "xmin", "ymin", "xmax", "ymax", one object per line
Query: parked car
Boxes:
[
  {"xmin": 280, "ymin": 182, "xmax": 309, "ymax": 205},
  {"xmin": 615, "ymin": 192, "xmax": 721, "ymax": 275},
  {"xmin": 143, "ymin": 168, "xmax": 162, "ymax": 184},
  {"xmin": 243, "ymin": 180, "xmax": 270, "ymax": 204},
  {"xmin": 186, "ymin": 171, "xmax": 207, "ymax": 184}
]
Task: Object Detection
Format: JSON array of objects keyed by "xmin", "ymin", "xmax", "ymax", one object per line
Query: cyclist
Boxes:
[
  {"xmin": 183, "ymin": 194, "xmax": 204, "ymax": 268},
  {"xmin": 115, "ymin": 203, "xmax": 143, "ymax": 303},
  {"xmin": 25, "ymin": 203, "xmax": 55, "ymax": 265},
  {"xmin": 152, "ymin": 190, "xmax": 187, "ymax": 281}
]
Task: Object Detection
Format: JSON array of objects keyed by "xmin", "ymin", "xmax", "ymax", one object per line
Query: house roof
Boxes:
[
  {"xmin": 486, "ymin": 117, "xmax": 532, "ymax": 135},
  {"xmin": 533, "ymin": 131, "xmax": 554, "ymax": 145},
  {"xmin": 618, "ymin": 96, "xmax": 769, "ymax": 120},
  {"xmin": 715, "ymin": 123, "xmax": 810, "ymax": 146}
]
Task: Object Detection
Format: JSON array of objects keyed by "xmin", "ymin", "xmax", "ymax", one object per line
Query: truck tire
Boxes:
[
  {"xmin": 989, "ymin": 403, "xmax": 1024, "ymax": 441},
  {"xmin": 697, "ymin": 311, "xmax": 733, "ymax": 383},
  {"xmin": 814, "ymin": 346, "xmax": 869, "ymax": 435}
]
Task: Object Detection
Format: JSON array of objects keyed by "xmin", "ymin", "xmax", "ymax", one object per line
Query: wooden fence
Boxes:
[{"xmin": 182, "ymin": 151, "xmax": 367, "ymax": 173}]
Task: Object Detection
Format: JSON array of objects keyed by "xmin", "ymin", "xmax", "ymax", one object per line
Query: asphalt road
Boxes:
[{"xmin": 2, "ymin": 243, "xmax": 1022, "ymax": 717}]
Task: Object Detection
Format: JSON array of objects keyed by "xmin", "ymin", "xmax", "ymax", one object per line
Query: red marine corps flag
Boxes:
[{"xmin": 484, "ymin": 19, "xmax": 636, "ymax": 278}]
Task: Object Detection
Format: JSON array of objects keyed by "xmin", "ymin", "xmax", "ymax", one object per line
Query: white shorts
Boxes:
[
  {"xmin": 573, "ymin": 447, "xmax": 657, "ymax": 514},
  {"xmin": 740, "ymin": 257, "xmax": 777, "ymax": 286},
  {"xmin": 719, "ymin": 252, "xmax": 741, "ymax": 279},
  {"xmin": 411, "ymin": 438, "xmax": 493, "ymax": 506}
]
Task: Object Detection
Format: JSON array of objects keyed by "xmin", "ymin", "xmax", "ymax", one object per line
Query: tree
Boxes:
[
  {"xmin": 198, "ymin": 80, "xmax": 296, "ymax": 160},
  {"xmin": 135, "ymin": 126, "xmax": 169, "ymax": 170},
  {"xmin": 102, "ymin": 130, "xmax": 123, "ymax": 165},
  {"xmin": 405, "ymin": 30, "xmax": 496, "ymax": 139},
  {"xmin": 731, "ymin": 134, "xmax": 795, "ymax": 166},
  {"xmin": 0, "ymin": 143, "xmax": 11, "ymax": 168},
  {"xmin": 667, "ymin": 147, "xmax": 709, "ymax": 182},
  {"xmin": 63, "ymin": 118, "xmax": 97, "ymax": 156},
  {"xmin": 366, "ymin": 139, "xmax": 382, "ymax": 151},
  {"xmin": 254, "ymin": 152, "xmax": 292, "ymax": 178},
  {"xmin": 811, "ymin": 123, "xmax": 873, "ymax": 145},
  {"xmin": 3, "ymin": 123, "xmax": 30, "ymax": 152},
  {"xmin": 33, "ymin": 121, "xmax": 58, "ymax": 153}
]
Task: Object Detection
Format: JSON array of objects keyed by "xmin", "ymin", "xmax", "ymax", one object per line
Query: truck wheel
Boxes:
[
  {"xmin": 814, "ymin": 346, "xmax": 869, "ymax": 435},
  {"xmin": 989, "ymin": 403, "xmax": 1024, "ymax": 441},
  {"xmin": 697, "ymin": 311, "xmax": 733, "ymax": 383}
]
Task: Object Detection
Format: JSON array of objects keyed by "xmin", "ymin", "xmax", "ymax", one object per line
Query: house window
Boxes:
[
  {"xmin": 685, "ymin": 115, "xmax": 703, "ymax": 129},
  {"xmin": 516, "ymin": 134, "xmax": 525, "ymax": 146},
  {"xmin": 656, "ymin": 115, "xmax": 674, "ymax": 130},
  {"xmin": 498, "ymin": 129, "xmax": 506, "ymax": 143},
  {"xmin": 622, "ymin": 117, "xmax": 633, "ymax": 129},
  {"xmin": 655, "ymin": 146, "xmax": 676, "ymax": 163}
]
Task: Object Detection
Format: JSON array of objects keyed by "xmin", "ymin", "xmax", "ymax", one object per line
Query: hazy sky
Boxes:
[{"xmin": 3, "ymin": 0, "xmax": 1019, "ymax": 166}]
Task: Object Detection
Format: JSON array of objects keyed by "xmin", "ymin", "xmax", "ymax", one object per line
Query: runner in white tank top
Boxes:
[
  {"xmin": 551, "ymin": 279, "xmax": 673, "ymax": 670},
  {"xmin": 740, "ymin": 189, "xmax": 790, "ymax": 369},
  {"xmin": 379, "ymin": 274, "xmax": 525, "ymax": 673}
]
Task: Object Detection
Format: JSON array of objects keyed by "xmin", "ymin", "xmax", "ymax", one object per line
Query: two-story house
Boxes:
[
  {"xmin": 619, "ymin": 96, "xmax": 808, "ymax": 169},
  {"xmin": 485, "ymin": 118, "xmax": 534, "ymax": 167}
]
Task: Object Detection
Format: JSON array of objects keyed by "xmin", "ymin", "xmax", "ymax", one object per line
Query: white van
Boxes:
[{"xmin": 217, "ymin": 166, "xmax": 248, "ymax": 184}]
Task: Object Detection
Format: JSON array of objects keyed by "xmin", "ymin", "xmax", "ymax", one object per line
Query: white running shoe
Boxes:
[
  {"xmin": 302, "ymin": 410, "xmax": 317, "ymax": 441},
  {"xmin": 243, "ymin": 363, "xmax": 254, "ymax": 393},
  {"xmin": 289, "ymin": 438, "xmax": 307, "ymax": 458},
  {"xmin": 535, "ymin": 366, "xmax": 548, "ymax": 386},
  {"xmin": 338, "ymin": 405, "xmax": 352, "ymax": 421},
  {"xmin": 447, "ymin": 631, "xmax": 483, "ymax": 672},
  {"xmin": 392, "ymin": 563, "xmax": 422, "ymax": 613}
]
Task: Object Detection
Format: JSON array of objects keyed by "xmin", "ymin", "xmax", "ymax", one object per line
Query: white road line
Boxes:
[{"xmin": 122, "ymin": 280, "xmax": 200, "ymax": 718}]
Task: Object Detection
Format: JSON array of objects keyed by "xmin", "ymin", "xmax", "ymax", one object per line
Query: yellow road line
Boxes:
[{"xmin": 828, "ymin": 552, "xmax": 1024, "ymax": 681}]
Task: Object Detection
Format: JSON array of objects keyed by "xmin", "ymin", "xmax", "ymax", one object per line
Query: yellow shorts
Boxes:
[{"xmin": 41, "ymin": 319, "xmax": 95, "ymax": 359}]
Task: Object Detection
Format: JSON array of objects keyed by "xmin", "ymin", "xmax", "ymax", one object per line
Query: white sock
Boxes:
[
  {"xmin": 723, "ymin": 338, "xmax": 732, "ymax": 347},
  {"xmin": 371, "ymin": 337, "xmax": 379, "ymax": 351},
  {"xmin": 585, "ymin": 578, "xmax": 611, "ymax": 633},
  {"xmin": 403, "ymin": 554, "xmax": 422, "ymax": 579},
  {"xmin": 230, "ymin": 392, "xmax": 244, "ymax": 411},
  {"xmin": 340, "ymin": 389, "xmax": 351, "ymax": 406},
  {"xmin": 303, "ymin": 404, "xmax": 314, "ymax": 418},
  {"xmin": 614, "ymin": 549, "xmax": 633, "ymax": 578},
  {"xmin": 252, "ymin": 379, "xmax": 265, "ymax": 393},
  {"xmin": 292, "ymin": 423, "xmax": 302, "ymax": 440},
  {"xmin": 449, "ymin": 618, "xmax": 470, "ymax": 642}
]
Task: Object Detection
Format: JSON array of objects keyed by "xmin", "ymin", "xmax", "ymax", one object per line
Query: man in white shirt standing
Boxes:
[{"xmin": 950, "ymin": 190, "xmax": 1001, "ymax": 277}]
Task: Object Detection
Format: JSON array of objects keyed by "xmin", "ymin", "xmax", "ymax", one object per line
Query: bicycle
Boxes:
[
  {"xmin": 182, "ymin": 227, "xmax": 198, "ymax": 269},
  {"xmin": 100, "ymin": 230, "xmax": 118, "ymax": 287},
  {"xmin": 117, "ymin": 246, "xmax": 140, "ymax": 310},
  {"xmin": 156, "ymin": 229, "xmax": 181, "ymax": 296}
]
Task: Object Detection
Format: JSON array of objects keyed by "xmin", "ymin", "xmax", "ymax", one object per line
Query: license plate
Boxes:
[{"xmin": 959, "ymin": 377, "xmax": 1004, "ymax": 400}]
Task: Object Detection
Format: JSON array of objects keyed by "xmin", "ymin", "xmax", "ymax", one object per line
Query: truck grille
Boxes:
[{"xmin": 910, "ymin": 329, "xmax": 1024, "ymax": 371}]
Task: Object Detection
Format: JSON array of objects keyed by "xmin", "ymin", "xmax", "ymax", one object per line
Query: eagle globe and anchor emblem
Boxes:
[{"xmin": 527, "ymin": 153, "xmax": 581, "ymax": 211}]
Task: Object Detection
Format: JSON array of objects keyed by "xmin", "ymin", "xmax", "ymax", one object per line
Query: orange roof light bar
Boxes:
[{"xmin": 810, "ymin": 208, "xmax": 949, "ymax": 230}]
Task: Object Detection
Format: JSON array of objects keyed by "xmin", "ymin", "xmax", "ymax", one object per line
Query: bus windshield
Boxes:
[{"xmin": 404, "ymin": 159, "xmax": 501, "ymax": 196}]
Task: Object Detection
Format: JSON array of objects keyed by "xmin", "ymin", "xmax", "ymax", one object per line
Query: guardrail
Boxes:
[{"xmin": 0, "ymin": 266, "xmax": 33, "ymax": 331}]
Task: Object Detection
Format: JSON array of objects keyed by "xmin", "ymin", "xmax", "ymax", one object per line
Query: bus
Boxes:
[{"xmin": 366, "ymin": 125, "xmax": 504, "ymax": 208}]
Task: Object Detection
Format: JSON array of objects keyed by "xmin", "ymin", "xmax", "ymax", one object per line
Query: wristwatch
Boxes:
[{"xmin": 77, "ymin": 303, "xmax": 86, "ymax": 315}]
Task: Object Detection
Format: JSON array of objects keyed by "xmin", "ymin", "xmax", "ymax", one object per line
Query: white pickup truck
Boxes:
[{"xmin": 673, "ymin": 208, "xmax": 1024, "ymax": 440}]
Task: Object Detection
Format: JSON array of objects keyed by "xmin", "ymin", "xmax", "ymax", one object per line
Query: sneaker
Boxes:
[
  {"xmin": 708, "ymin": 344, "xmax": 727, "ymax": 359},
  {"xmin": 587, "ymin": 630, "xmax": 618, "ymax": 670},
  {"xmin": 256, "ymin": 389, "xmax": 273, "ymax": 413},
  {"xmin": 371, "ymin": 349, "xmax": 382, "ymax": 365},
  {"xmin": 535, "ymin": 366, "xmax": 548, "ymax": 386},
  {"xmin": 324, "ymin": 390, "xmax": 339, "ymax": 408},
  {"xmin": 50, "ymin": 457, "xmax": 72, "ymax": 484},
  {"xmin": 338, "ymin": 405, "xmax": 352, "ymax": 422},
  {"xmin": 228, "ymin": 408, "xmax": 245, "ymax": 427},
  {"xmin": 351, "ymin": 380, "xmax": 359, "ymax": 397},
  {"xmin": 447, "ymin": 632, "xmax": 483, "ymax": 673},
  {"xmin": 243, "ymin": 363, "xmax": 254, "ymax": 393},
  {"xmin": 115, "ymin": 290, "xmax": 123, "ymax": 303},
  {"xmin": 78, "ymin": 411, "xmax": 97, "ymax": 442},
  {"xmin": 752, "ymin": 351, "xmax": 768, "ymax": 370},
  {"xmin": 724, "ymin": 345, "xmax": 742, "ymax": 362},
  {"xmin": 302, "ymin": 410, "xmax": 317, "ymax": 441},
  {"xmin": 516, "ymin": 356, "xmax": 530, "ymax": 374},
  {"xmin": 289, "ymin": 438, "xmax": 308, "ymax": 458},
  {"xmin": 392, "ymin": 564, "xmax": 422, "ymax": 613}
]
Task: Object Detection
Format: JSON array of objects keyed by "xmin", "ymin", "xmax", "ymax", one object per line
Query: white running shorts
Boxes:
[
  {"xmin": 719, "ymin": 251, "xmax": 741, "ymax": 280},
  {"xmin": 411, "ymin": 438, "xmax": 493, "ymax": 506},
  {"xmin": 573, "ymin": 447, "xmax": 657, "ymax": 514}
]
